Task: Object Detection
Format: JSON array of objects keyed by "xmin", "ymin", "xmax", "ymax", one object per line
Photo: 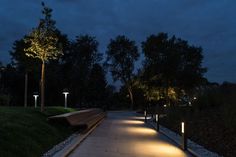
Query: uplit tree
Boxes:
[
  {"xmin": 142, "ymin": 33, "xmax": 206, "ymax": 106},
  {"xmin": 24, "ymin": 2, "xmax": 62, "ymax": 111},
  {"xmin": 105, "ymin": 35, "xmax": 139, "ymax": 109}
]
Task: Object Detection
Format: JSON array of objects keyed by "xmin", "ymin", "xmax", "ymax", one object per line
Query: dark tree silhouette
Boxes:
[
  {"xmin": 86, "ymin": 63, "xmax": 107, "ymax": 107},
  {"xmin": 62, "ymin": 35, "xmax": 102, "ymax": 106},
  {"xmin": 10, "ymin": 38, "xmax": 40, "ymax": 107},
  {"xmin": 105, "ymin": 35, "xmax": 139, "ymax": 109},
  {"xmin": 142, "ymin": 33, "xmax": 206, "ymax": 105}
]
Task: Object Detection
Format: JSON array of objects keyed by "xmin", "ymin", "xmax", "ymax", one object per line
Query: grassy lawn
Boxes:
[{"xmin": 0, "ymin": 106, "xmax": 76, "ymax": 157}]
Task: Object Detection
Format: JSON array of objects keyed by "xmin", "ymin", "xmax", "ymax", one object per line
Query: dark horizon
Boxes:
[{"xmin": 0, "ymin": 0, "xmax": 236, "ymax": 83}]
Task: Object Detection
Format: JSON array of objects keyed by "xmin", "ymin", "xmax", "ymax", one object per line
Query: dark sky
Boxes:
[{"xmin": 0, "ymin": 0, "xmax": 236, "ymax": 83}]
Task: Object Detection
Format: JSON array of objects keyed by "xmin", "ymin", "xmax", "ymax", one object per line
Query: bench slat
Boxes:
[{"xmin": 48, "ymin": 108, "xmax": 106, "ymax": 131}]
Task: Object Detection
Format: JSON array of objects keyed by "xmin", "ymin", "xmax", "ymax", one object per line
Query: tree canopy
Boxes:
[
  {"xmin": 105, "ymin": 35, "xmax": 139, "ymax": 108},
  {"xmin": 141, "ymin": 33, "xmax": 207, "ymax": 105},
  {"xmin": 24, "ymin": 2, "xmax": 62, "ymax": 111},
  {"xmin": 24, "ymin": 2, "xmax": 62, "ymax": 63}
]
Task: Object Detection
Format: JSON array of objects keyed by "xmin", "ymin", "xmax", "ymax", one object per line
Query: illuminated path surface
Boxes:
[{"xmin": 69, "ymin": 111, "xmax": 192, "ymax": 157}]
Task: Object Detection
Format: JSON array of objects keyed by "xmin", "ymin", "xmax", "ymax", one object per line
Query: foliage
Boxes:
[
  {"xmin": 86, "ymin": 64, "xmax": 107, "ymax": 108},
  {"xmin": 105, "ymin": 35, "xmax": 139, "ymax": 83},
  {"xmin": 141, "ymin": 33, "xmax": 207, "ymax": 105},
  {"xmin": 10, "ymin": 38, "xmax": 40, "ymax": 72},
  {"xmin": 0, "ymin": 94, "xmax": 10, "ymax": 106},
  {"xmin": 160, "ymin": 82, "xmax": 236, "ymax": 157},
  {"xmin": 24, "ymin": 3, "xmax": 62, "ymax": 62},
  {"xmin": 62, "ymin": 35, "xmax": 102, "ymax": 106},
  {"xmin": 105, "ymin": 35, "xmax": 139, "ymax": 109},
  {"xmin": 24, "ymin": 2, "xmax": 62, "ymax": 111},
  {"xmin": 0, "ymin": 64, "xmax": 24, "ymax": 105}
]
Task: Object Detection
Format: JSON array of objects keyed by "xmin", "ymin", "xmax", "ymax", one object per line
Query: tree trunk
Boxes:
[
  {"xmin": 128, "ymin": 86, "xmax": 134, "ymax": 110},
  {"xmin": 40, "ymin": 62, "xmax": 45, "ymax": 112},
  {"xmin": 24, "ymin": 72, "xmax": 28, "ymax": 107}
]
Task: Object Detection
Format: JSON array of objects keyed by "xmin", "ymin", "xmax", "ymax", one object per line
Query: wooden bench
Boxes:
[{"xmin": 48, "ymin": 108, "xmax": 106, "ymax": 130}]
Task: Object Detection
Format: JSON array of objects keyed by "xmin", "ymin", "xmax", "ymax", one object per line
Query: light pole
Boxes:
[
  {"xmin": 144, "ymin": 110, "xmax": 147, "ymax": 122},
  {"xmin": 181, "ymin": 121, "xmax": 187, "ymax": 150},
  {"xmin": 156, "ymin": 114, "xmax": 159, "ymax": 132},
  {"xmin": 63, "ymin": 89, "xmax": 69, "ymax": 108},
  {"xmin": 33, "ymin": 92, "xmax": 39, "ymax": 108}
]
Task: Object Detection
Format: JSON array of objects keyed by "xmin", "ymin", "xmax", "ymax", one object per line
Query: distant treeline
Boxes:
[{"xmin": 0, "ymin": 2, "xmax": 233, "ymax": 110}]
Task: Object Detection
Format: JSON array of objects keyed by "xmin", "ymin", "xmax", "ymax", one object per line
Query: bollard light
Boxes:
[
  {"xmin": 144, "ymin": 110, "xmax": 147, "ymax": 122},
  {"xmin": 62, "ymin": 88, "xmax": 69, "ymax": 108},
  {"xmin": 33, "ymin": 92, "xmax": 39, "ymax": 108},
  {"xmin": 181, "ymin": 122, "xmax": 184, "ymax": 133},
  {"xmin": 156, "ymin": 114, "xmax": 159, "ymax": 131},
  {"xmin": 181, "ymin": 122, "xmax": 187, "ymax": 150}
]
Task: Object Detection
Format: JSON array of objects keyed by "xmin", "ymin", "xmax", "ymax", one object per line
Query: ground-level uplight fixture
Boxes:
[
  {"xmin": 156, "ymin": 114, "xmax": 159, "ymax": 132},
  {"xmin": 33, "ymin": 92, "xmax": 39, "ymax": 108},
  {"xmin": 181, "ymin": 122, "xmax": 187, "ymax": 150},
  {"xmin": 63, "ymin": 88, "xmax": 69, "ymax": 108}
]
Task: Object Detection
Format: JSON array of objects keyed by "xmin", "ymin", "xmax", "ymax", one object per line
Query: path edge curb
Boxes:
[
  {"xmin": 146, "ymin": 120, "xmax": 201, "ymax": 157},
  {"xmin": 53, "ymin": 118, "xmax": 105, "ymax": 157}
]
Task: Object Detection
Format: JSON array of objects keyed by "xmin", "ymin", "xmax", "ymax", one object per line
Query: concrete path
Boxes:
[{"xmin": 69, "ymin": 111, "xmax": 192, "ymax": 157}]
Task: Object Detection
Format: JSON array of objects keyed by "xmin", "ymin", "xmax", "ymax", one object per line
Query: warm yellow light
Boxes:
[
  {"xmin": 134, "ymin": 141, "xmax": 188, "ymax": 157},
  {"xmin": 154, "ymin": 142, "xmax": 188, "ymax": 156},
  {"xmin": 91, "ymin": 116, "xmax": 188, "ymax": 157},
  {"xmin": 127, "ymin": 127, "xmax": 157, "ymax": 136},
  {"xmin": 181, "ymin": 122, "xmax": 184, "ymax": 133},
  {"xmin": 121, "ymin": 120, "xmax": 144, "ymax": 125}
]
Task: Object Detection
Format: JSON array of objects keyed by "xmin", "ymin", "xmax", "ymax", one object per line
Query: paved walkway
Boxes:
[{"xmin": 69, "ymin": 111, "xmax": 192, "ymax": 157}]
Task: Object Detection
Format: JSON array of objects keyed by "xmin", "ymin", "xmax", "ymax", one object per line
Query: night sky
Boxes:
[{"xmin": 0, "ymin": 0, "xmax": 236, "ymax": 83}]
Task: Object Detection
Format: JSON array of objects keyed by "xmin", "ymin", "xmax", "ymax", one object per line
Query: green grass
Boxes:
[{"xmin": 0, "ymin": 106, "xmax": 76, "ymax": 157}]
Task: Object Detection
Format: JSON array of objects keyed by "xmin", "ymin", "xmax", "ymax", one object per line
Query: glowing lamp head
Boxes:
[
  {"xmin": 33, "ymin": 92, "xmax": 39, "ymax": 98},
  {"xmin": 193, "ymin": 97, "xmax": 197, "ymax": 100},
  {"xmin": 63, "ymin": 92, "xmax": 69, "ymax": 95},
  {"xmin": 62, "ymin": 88, "xmax": 69, "ymax": 95},
  {"xmin": 181, "ymin": 122, "xmax": 185, "ymax": 133}
]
